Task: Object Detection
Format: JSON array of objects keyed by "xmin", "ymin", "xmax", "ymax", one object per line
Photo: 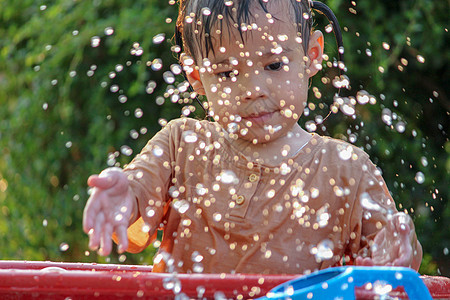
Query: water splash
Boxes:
[{"xmin": 314, "ymin": 239, "xmax": 334, "ymax": 261}]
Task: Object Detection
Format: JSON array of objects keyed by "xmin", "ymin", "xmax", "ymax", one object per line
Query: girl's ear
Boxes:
[
  {"xmin": 181, "ymin": 53, "xmax": 206, "ymax": 95},
  {"xmin": 186, "ymin": 69, "xmax": 205, "ymax": 95},
  {"xmin": 307, "ymin": 30, "xmax": 324, "ymax": 78}
]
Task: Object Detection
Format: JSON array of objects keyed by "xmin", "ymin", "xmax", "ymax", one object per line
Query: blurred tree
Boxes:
[{"xmin": 0, "ymin": 0, "xmax": 448, "ymax": 274}]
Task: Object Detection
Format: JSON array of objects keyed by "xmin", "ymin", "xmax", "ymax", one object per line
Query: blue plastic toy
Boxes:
[{"xmin": 257, "ymin": 266, "xmax": 432, "ymax": 300}]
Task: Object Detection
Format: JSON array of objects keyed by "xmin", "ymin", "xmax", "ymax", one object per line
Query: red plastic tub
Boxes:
[{"xmin": 0, "ymin": 261, "xmax": 449, "ymax": 299}]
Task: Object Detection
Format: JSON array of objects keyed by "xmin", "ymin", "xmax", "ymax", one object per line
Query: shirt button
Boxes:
[
  {"xmin": 248, "ymin": 174, "xmax": 259, "ymax": 182},
  {"xmin": 236, "ymin": 195, "xmax": 245, "ymax": 205}
]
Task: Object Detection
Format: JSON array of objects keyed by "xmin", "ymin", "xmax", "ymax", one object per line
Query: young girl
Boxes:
[{"xmin": 83, "ymin": 0, "xmax": 422, "ymax": 274}]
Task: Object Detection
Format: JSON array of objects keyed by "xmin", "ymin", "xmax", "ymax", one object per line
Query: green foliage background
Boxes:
[{"xmin": 0, "ymin": 0, "xmax": 448, "ymax": 275}]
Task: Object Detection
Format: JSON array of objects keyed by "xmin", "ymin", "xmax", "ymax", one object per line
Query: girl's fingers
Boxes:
[
  {"xmin": 100, "ymin": 222, "xmax": 114, "ymax": 256},
  {"xmin": 115, "ymin": 225, "xmax": 129, "ymax": 254},
  {"xmin": 355, "ymin": 256, "xmax": 374, "ymax": 266},
  {"xmin": 89, "ymin": 211, "xmax": 105, "ymax": 251},
  {"xmin": 88, "ymin": 174, "xmax": 117, "ymax": 190},
  {"xmin": 83, "ymin": 190, "xmax": 103, "ymax": 233}
]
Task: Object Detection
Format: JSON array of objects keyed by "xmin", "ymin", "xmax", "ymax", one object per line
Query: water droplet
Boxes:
[
  {"xmin": 315, "ymin": 239, "xmax": 334, "ymax": 261},
  {"xmin": 415, "ymin": 171, "xmax": 425, "ymax": 184},
  {"xmin": 43, "ymin": 219, "xmax": 48, "ymax": 227},
  {"xmin": 213, "ymin": 213, "xmax": 222, "ymax": 222},
  {"xmin": 332, "ymin": 75, "xmax": 350, "ymax": 89},
  {"xmin": 182, "ymin": 130, "xmax": 198, "ymax": 143},
  {"xmin": 218, "ymin": 170, "xmax": 238, "ymax": 184},
  {"xmin": 162, "ymin": 277, "xmax": 176, "ymax": 290},
  {"xmin": 115, "ymin": 214, "xmax": 123, "ymax": 222},
  {"xmin": 356, "ymin": 90, "xmax": 370, "ymax": 105},
  {"xmin": 280, "ymin": 163, "xmax": 291, "ymax": 175},
  {"xmin": 59, "ymin": 243, "xmax": 69, "ymax": 252},
  {"xmin": 325, "ymin": 24, "xmax": 333, "ymax": 33},
  {"xmin": 395, "ymin": 121, "xmax": 406, "ymax": 133},
  {"xmin": 365, "ymin": 49, "xmax": 372, "ymax": 57},
  {"xmin": 197, "ymin": 286, "xmax": 206, "ymax": 298},
  {"xmin": 193, "ymin": 263, "xmax": 204, "ymax": 273},
  {"xmin": 382, "ymin": 42, "xmax": 390, "ymax": 50},
  {"xmin": 110, "ymin": 84, "xmax": 119, "ymax": 93},
  {"xmin": 151, "ymin": 58, "xmax": 163, "ymax": 71},
  {"xmin": 360, "ymin": 192, "xmax": 382, "ymax": 211},
  {"xmin": 316, "ymin": 207, "xmax": 330, "ymax": 227},
  {"xmin": 91, "ymin": 36, "xmax": 101, "ymax": 47},
  {"xmin": 152, "ymin": 33, "xmax": 165, "ymax": 44},
  {"xmin": 120, "ymin": 145, "xmax": 133, "ymax": 156},
  {"xmin": 201, "ymin": 7, "xmax": 211, "ymax": 15},
  {"xmin": 163, "ymin": 71, "xmax": 175, "ymax": 84},
  {"xmin": 340, "ymin": 103, "xmax": 355, "ymax": 116},
  {"xmin": 118, "ymin": 95, "xmax": 128, "ymax": 103},
  {"xmin": 196, "ymin": 183, "xmax": 207, "ymax": 195},
  {"xmin": 338, "ymin": 145, "xmax": 353, "ymax": 161},
  {"xmin": 152, "ymin": 146, "xmax": 164, "ymax": 157},
  {"xmin": 134, "ymin": 108, "xmax": 143, "ymax": 118},
  {"xmin": 420, "ymin": 157, "xmax": 428, "ymax": 167},
  {"xmin": 115, "ymin": 64, "xmax": 124, "ymax": 72},
  {"xmin": 104, "ymin": 27, "xmax": 114, "ymax": 35},
  {"xmin": 173, "ymin": 200, "xmax": 190, "ymax": 214},
  {"xmin": 373, "ymin": 280, "xmax": 392, "ymax": 295},
  {"xmin": 416, "ymin": 55, "xmax": 425, "ymax": 63},
  {"xmin": 118, "ymin": 254, "xmax": 126, "ymax": 262},
  {"xmin": 227, "ymin": 122, "xmax": 238, "ymax": 133},
  {"xmin": 191, "ymin": 251, "xmax": 204, "ymax": 262},
  {"xmin": 305, "ymin": 121, "xmax": 317, "ymax": 132},
  {"xmin": 170, "ymin": 64, "xmax": 182, "ymax": 75},
  {"xmin": 381, "ymin": 108, "xmax": 392, "ymax": 125}
]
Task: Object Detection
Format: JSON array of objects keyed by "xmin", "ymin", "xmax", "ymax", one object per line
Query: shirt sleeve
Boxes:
[
  {"xmin": 120, "ymin": 120, "xmax": 181, "ymax": 253},
  {"xmin": 347, "ymin": 156, "xmax": 399, "ymax": 259}
]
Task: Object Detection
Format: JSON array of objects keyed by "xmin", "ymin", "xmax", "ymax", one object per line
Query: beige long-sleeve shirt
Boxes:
[{"xmin": 122, "ymin": 118, "xmax": 397, "ymax": 274}]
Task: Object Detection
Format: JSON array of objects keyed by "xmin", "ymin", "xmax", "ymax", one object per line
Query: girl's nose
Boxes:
[{"xmin": 240, "ymin": 73, "xmax": 268, "ymax": 101}]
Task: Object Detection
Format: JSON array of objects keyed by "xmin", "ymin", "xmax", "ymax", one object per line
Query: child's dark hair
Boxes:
[
  {"xmin": 177, "ymin": 0, "xmax": 313, "ymax": 63},
  {"xmin": 176, "ymin": 0, "xmax": 343, "ymax": 64}
]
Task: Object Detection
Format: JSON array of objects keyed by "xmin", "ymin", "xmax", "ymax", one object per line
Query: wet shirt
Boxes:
[{"xmin": 123, "ymin": 118, "xmax": 398, "ymax": 274}]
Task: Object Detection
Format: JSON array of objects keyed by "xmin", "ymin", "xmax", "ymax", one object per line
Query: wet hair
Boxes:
[
  {"xmin": 176, "ymin": 0, "xmax": 313, "ymax": 63},
  {"xmin": 176, "ymin": 0, "xmax": 344, "ymax": 64}
]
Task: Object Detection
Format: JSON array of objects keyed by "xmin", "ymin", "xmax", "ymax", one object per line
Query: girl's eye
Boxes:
[
  {"xmin": 217, "ymin": 70, "xmax": 238, "ymax": 79},
  {"xmin": 218, "ymin": 71, "xmax": 233, "ymax": 78},
  {"xmin": 266, "ymin": 62, "xmax": 284, "ymax": 71}
]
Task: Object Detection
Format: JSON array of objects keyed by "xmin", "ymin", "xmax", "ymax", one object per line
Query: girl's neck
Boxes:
[{"xmin": 229, "ymin": 124, "xmax": 312, "ymax": 166}]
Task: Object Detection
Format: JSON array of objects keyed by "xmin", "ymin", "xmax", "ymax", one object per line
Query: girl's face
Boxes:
[{"xmin": 188, "ymin": 2, "xmax": 322, "ymax": 144}]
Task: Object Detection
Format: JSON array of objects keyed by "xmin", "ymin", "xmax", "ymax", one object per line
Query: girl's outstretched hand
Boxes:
[
  {"xmin": 355, "ymin": 212, "xmax": 422, "ymax": 271},
  {"xmin": 83, "ymin": 167, "xmax": 137, "ymax": 256}
]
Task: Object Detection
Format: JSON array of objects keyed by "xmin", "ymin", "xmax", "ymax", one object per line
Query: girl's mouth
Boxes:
[{"xmin": 243, "ymin": 111, "xmax": 276, "ymax": 125}]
